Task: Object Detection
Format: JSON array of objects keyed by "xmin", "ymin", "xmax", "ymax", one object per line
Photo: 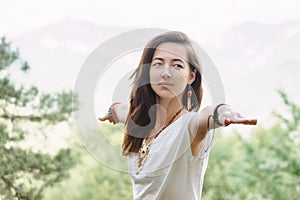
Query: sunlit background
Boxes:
[
  {"xmin": 1, "ymin": 0, "xmax": 300, "ymax": 199},
  {"xmin": 1, "ymin": 0, "xmax": 299, "ymax": 120}
]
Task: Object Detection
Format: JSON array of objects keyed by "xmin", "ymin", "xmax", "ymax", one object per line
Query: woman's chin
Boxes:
[{"xmin": 157, "ymin": 91, "xmax": 181, "ymax": 101}]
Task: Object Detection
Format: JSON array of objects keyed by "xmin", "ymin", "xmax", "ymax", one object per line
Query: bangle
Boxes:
[
  {"xmin": 213, "ymin": 103, "xmax": 228, "ymax": 126},
  {"xmin": 207, "ymin": 115, "xmax": 213, "ymax": 130},
  {"xmin": 205, "ymin": 114, "xmax": 215, "ymax": 153},
  {"xmin": 108, "ymin": 102, "xmax": 121, "ymax": 121}
]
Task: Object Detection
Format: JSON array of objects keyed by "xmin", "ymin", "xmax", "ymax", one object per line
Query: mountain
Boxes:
[
  {"xmin": 10, "ymin": 19, "xmax": 300, "ymax": 127},
  {"xmin": 12, "ymin": 19, "xmax": 132, "ymax": 92},
  {"xmin": 193, "ymin": 20, "xmax": 300, "ymax": 126}
]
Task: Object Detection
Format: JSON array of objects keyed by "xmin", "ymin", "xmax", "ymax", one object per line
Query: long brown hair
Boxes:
[{"xmin": 122, "ymin": 31, "xmax": 203, "ymax": 155}]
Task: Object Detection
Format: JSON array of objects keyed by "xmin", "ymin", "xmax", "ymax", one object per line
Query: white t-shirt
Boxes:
[{"xmin": 128, "ymin": 112, "xmax": 213, "ymax": 200}]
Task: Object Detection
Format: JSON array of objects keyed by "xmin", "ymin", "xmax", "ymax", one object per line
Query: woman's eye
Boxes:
[
  {"xmin": 152, "ymin": 63, "xmax": 162, "ymax": 67},
  {"xmin": 174, "ymin": 64, "xmax": 183, "ymax": 68}
]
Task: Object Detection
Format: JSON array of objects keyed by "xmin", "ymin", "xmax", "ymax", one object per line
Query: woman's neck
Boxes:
[{"xmin": 154, "ymin": 97, "xmax": 185, "ymax": 130}]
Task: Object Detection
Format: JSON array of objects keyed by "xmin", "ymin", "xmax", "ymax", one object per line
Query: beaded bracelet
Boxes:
[
  {"xmin": 108, "ymin": 102, "xmax": 121, "ymax": 122},
  {"xmin": 213, "ymin": 103, "xmax": 228, "ymax": 126}
]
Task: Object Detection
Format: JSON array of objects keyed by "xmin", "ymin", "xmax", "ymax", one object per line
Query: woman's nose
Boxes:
[{"xmin": 161, "ymin": 65, "xmax": 171, "ymax": 78}]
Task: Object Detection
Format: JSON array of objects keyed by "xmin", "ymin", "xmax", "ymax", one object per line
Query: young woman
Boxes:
[{"xmin": 99, "ymin": 31, "xmax": 257, "ymax": 200}]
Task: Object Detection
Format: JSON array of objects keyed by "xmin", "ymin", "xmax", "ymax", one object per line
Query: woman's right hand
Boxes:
[
  {"xmin": 98, "ymin": 114, "xmax": 119, "ymax": 124},
  {"xmin": 98, "ymin": 102, "xmax": 121, "ymax": 124}
]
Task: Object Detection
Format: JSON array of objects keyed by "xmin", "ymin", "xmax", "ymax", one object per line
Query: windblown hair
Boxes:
[{"xmin": 122, "ymin": 31, "xmax": 203, "ymax": 155}]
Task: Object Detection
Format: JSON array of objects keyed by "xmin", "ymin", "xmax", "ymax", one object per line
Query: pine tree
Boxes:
[{"xmin": 0, "ymin": 37, "xmax": 77, "ymax": 199}]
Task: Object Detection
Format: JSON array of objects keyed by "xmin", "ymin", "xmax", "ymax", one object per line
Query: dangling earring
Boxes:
[{"xmin": 187, "ymin": 84, "xmax": 192, "ymax": 110}]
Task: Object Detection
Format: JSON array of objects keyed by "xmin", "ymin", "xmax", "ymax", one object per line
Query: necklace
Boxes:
[{"xmin": 135, "ymin": 107, "xmax": 184, "ymax": 174}]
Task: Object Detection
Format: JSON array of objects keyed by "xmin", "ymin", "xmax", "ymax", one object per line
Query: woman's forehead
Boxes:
[{"xmin": 153, "ymin": 42, "xmax": 187, "ymax": 61}]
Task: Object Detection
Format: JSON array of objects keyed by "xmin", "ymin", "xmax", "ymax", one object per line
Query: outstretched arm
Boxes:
[
  {"xmin": 98, "ymin": 103, "xmax": 129, "ymax": 124},
  {"xmin": 216, "ymin": 105, "xmax": 257, "ymax": 126},
  {"xmin": 188, "ymin": 104, "xmax": 257, "ymax": 156}
]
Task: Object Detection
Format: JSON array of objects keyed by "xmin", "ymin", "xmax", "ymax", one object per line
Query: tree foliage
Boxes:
[
  {"xmin": 202, "ymin": 91, "xmax": 300, "ymax": 200},
  {"xmin": 42, "ymin": 91, "xmax": 300, "ymax": 200},
  {"xmin": 0, "ymin": 37, "xmax": 77, "ymax": 199},
  {"xmin": 44, "ymin": 124, "xmax": 132, "ymax": 200}
]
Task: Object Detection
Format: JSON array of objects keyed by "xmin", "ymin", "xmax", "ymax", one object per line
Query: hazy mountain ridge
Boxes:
[
  {"xmin": 206, "ymin": 20, "xmax": 300, "ymax": 68},
  {"xmin": 197, "ymin": 20, "xmax": 300, "ymax": 122},
  {"xmin": 10, "ymin": 19, "xmax": 300, "ymax": 125},
  {"xmin": 13, "ymin": 20, "xmax": 131, "ymax": 92}
]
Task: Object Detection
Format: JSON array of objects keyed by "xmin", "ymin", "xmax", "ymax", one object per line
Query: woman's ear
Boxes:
[{"xmin": 188, "ymin": 69, "xmax": 196, "ymax": 85}]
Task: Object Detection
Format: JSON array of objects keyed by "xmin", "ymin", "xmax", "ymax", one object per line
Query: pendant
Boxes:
[
  {"xmin": 134, "ymin": 107, "xmax": 183, "ymax": 174},
  {"xmin": 135, "ymin": 142, "xmax": 150, "ymax": 174}
]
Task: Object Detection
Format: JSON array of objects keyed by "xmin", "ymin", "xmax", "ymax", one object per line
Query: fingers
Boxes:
[
  {"xmin": 98, "ymin": 116, "xmax": 106, "ymax": 121},
  {"xmin": 98, "ymin": 115, "xmax": 111, "ymax": 121},
  {"xmin": 224, "ymin": 118, "xmax": 257, "ymax": 126},
  {"xmin": 98, "ymin": 115, "xmax": 118, "ymax": 124}
]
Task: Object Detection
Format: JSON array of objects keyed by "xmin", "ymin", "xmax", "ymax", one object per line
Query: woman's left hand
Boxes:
[{"xmin": 218, "ymin": 105, "xmax": 257, "ymax": 126}]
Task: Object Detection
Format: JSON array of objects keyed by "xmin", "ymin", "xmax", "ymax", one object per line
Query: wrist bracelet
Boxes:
[
  {"xmin": 213, "ymin": 103, "xmax": 228, "ymax": 126},
  {"xmin": 108, "ymin": 102, "xmax": 121, "ymax": 121},
  {"xmin": 207, "ymin": 115, "xmax": 213, "ymax": 130}
]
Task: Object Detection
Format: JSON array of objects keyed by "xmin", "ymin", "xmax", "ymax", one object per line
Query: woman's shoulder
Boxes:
[
  {"xmin": 172, "ymin": 112, "xmax": 196, "ymax": 129},
  {"xmin": 180, "ymin": 111, "xmax": 198, "ymax": 126}
]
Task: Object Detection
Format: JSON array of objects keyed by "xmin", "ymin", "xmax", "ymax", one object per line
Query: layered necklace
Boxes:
[{"xmin": 135, "ymin": 107, "xmax": 184, "ymax": 174}]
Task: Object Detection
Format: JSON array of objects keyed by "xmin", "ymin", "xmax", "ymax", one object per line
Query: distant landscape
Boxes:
[
  {"xmin": 11, "ymin": 19, "xmax": 300, "ymax": 127},
  {"xmin": 2, "ymin": 19, "xmax": 300, "ymax": 200}
]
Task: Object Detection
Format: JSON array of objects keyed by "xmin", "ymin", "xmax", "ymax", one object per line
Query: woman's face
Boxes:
[{"xmin": 149, "ymin": 42, "xmax": 196, "ymax": 101}]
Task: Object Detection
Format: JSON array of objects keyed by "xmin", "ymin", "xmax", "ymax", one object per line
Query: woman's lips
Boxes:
[{"xmin": 158, "ymin": 82, "xmax": 174, "ymax": 86}]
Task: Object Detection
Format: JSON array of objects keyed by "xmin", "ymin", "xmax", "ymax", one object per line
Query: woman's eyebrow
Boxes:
[
  {"xmin": 152, "ymin": 57, "xmax": 184, "ymax": 63},
  {"xmin": 172, "ymin": 58, "xmax": 184, "ymax": 63},
  {"xmin": 152, "ymin": 57, "xmax": 164, "ymax": 62}
]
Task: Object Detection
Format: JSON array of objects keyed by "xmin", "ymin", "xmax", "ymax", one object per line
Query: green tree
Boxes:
[
  {"xmin": 0, "ymin": 37, "xmax": 77, "ymax": 199},
  {"xmin": 202, "ymin": 91, "xmax": 300, "ymax": 200},
  {"xmin": 44, "ymin": 124, "xmax": 133, "ymax": 200}
]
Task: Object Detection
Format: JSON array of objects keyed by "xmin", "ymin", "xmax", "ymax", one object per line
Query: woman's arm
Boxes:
[
  {"xmin": 188, "ymin": 104, "xmax": 257, "ymax": 156},
  {"xmin": 98, "ymin": 103, "xmax": 129, "ymax": 124},
  {"xmin": 188, "ymin": 106, "xmax": 213, "ymax": 156},
  {"xmin": 113, "ymin": 104, "xmax": 129, "ymax": 123}
]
